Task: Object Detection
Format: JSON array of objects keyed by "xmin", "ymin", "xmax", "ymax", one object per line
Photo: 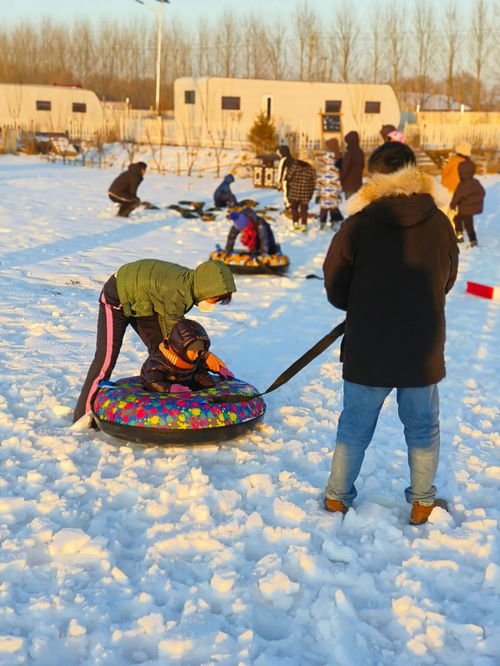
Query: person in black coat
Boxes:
[
  {"xmin": 141, "ymin": 319, "xmax": 219, "ymax": 393},
  {"xmin": 340, "ymin": 131, "xmax": 365, "ymax": 199},
  {"xmin": 322, "ymin": 141, "xmax": 459, "ymax": 525},
  {"xmin": 450, "ymin": 159, "xmax": 486, "ymax": 246},
  {"xmin": 213, "ymin": 174, "xmax": 237, "ymax": 208},
  {"xmin": 108, "ymin": 162, "xmax": 147, "ymax": 217},
  {"xmin": 225, "ymin": 209, "xmax": 278, "ymax": 255}
]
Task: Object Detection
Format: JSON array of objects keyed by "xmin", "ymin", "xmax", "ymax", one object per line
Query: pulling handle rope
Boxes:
[{"xmin": 209, "ymin": 320, "xmax": 346, "ymax": 404}]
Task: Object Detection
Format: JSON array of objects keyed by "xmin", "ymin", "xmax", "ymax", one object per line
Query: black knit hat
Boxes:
[
  {"xmin": 168, "ymin": 319, "xmax": 210, "ymax": 360},
  {"xmin": 368, "ymin": 142, "xmax": 416, "ymax": 175}
]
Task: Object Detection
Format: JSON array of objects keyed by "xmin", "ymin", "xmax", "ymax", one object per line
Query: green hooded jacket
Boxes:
[{"xmin": 116, "ymin": 259, "xmax": 236, "ymax": 336}]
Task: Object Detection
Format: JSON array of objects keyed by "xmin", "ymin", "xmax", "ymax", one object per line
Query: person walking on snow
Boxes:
[
  {"xmin": 314, "ymin": 143, "xmax": 343, "ymax": 230},
  {"xmin": 340, "ymin": 131, "xmax": 365, "ymax": 200},
  {"xmin": 441, "ymin": 142, "xmax": 472, "ymax": 197},
  {"xmin": 108, "ymin": 162, "xmax": 147, "ymax": 217},
  {"xmin": 322, "ymin": 141, "xmax": 458, "ymax": 525},
  {"xmin": 276, "ymin": 144, "xmax": 294, "ymax": 210},
  {"xmin": 285, "ymin": 157, "xmax": 316, "ymax": 232},
  {"xmin": 73, "ymin": 259, "xmax": 236, "ymax": 425},
  {"xmin": 450, "ymin": 159, "xmax": 485, "ymax": 247}
]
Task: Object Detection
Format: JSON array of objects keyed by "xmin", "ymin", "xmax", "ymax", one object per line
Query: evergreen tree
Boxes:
[{"xmin": 247, "ymin": 112, "xmax": 277, "ymax": 154}]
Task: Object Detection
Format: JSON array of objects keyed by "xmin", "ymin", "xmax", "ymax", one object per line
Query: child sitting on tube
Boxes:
[{"xmin": 141, "ymin": 319, "xmax": 233, "ymax": 393}]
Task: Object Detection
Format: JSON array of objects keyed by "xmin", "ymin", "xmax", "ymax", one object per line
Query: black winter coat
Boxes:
[
  {"xmin": 323, "ymin": 165, "xmax": 458, "ymax": 388},
  {"xmin": 340, "ymin": 131, "xmax": 365, "ymax": 194},
  {"xmin": 450, "ymin": 160, "xmax": 486, "ymax": 216},
  {"xmin": 108, "ymin": 162, "xmax": 146, "ymax": 202}
]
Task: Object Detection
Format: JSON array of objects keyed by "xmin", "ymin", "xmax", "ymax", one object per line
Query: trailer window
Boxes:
[
  {"xmin": 36, "ymin": 100, "xmax": 51, "ymax": 111},
  {"xmin": 221, "ymin": 96, "xmax": 240, "ymax": 110},
  {"xmin": 72, "ymin": 103, "xmax": 87, "ymax": 113},
  {"xmin": 365, "ymin": 101, "xmax": 381, "ymax": 113},
  {"xmin": 184, "ymin": 90, "xmax": 195, "ymax": 104},
  {"xmin": 325, "ymin": 100, "xmax": 342, "ymax": 113}
]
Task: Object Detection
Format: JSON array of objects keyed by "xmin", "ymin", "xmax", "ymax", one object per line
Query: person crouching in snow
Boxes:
[
  {"xmin": 225, "ymin": 210, "xmax": 278, "ymax": 256},
  {"xmin": 141, "ymin": 319, "xmax": 231, "ymax": 393},
  {"xmin": 314, "ymin": 145, "xmax": 343, "ymax": 231},
  {"xmin": 213, "ymin": 174, "xmax": 238, "ymax": 208},
  {"xmin": 108, "ymin": 162, "xmax": 147, "ymax": 217},
  {"xmin": 449, "ymin": 159, "xmax": 485, "ymax": 247}
]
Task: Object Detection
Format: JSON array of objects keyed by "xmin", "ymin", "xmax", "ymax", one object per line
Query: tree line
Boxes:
[{"xmin": 0, "ymin": 0, "xmax": 498, "ymax": 112}]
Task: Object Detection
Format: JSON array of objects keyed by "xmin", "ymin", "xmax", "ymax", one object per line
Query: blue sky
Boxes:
[{"xmin": 4, "ymin": 0, "xmax": 297, "ymax": 25}]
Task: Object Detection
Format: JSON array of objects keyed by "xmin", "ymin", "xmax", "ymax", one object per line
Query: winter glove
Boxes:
[
  {"xmin": 170, "ymin": 383, "xmax": 191, "ymax": 393},
  {"xmin": 315, "ymin": 196, "xmax": 320, "ymax": 204},
  {"xmin": 205, "ymin": 352, "xmax": 234, "ymax": 378},
  {"xmin": 215, "ymin": 243, "xmax": 223, "ymax": 251}
]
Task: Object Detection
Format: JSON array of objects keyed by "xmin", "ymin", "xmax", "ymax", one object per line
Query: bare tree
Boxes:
[
  {"xmin": 440, "ymin": 1, "xmax": 461, "ymax": 109},
  {"xmin": 332, "ymin": 0, "xmax": 359, "ymax": 82},
  {"xmin": 413, "ymin": 0, "xmax": 436, "ymax": 108},
  {"xmin": 292, "ymin": 1, "xmax": 318, "ymax": 80},
  {"xmin": 368, "ymin": 2, "xmax": 383, "ymax": 83},
  {"xmin": 240, "ymin": 14, "xmax": 268, "ymax": 79},
  {"xmin": 214, "ymin": 10, "xmax": 239, "ymax": 78},
  {"xmin": 384, "ymin": 4, "xmax": 406, "ymax": 93},
  {"xmin": 263, "ymin": 20, "xmax": 288, "ymax": 80},
  {"xmin": 470, "ymin": 0, "xmax": 491, "ymax": 110}
]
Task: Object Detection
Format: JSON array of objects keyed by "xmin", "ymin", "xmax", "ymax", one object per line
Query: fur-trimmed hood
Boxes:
[{"xmin": 346, "ymin": 165, "xmax": 449, "ymax": 217}]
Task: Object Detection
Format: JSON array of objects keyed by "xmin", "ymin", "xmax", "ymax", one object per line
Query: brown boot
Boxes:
[
  {"xmin": 410, "ymin": 498, "xmax": 448, "ymax": 525},
  {"xmin": 324, "ymin": 498, "xmax": 348, "ymax": 515}
]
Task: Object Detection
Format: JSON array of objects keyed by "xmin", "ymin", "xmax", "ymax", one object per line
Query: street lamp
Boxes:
[{"xmin": 135, "ymin": 0, "xmax": 170, "ymax": 115}]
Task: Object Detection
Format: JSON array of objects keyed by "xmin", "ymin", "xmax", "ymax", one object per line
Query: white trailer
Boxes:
[
  {"xmin": 0, "ymin": 83, "xmax": 104, "ymax": 137},
  {"xmin": 174, "ymin": 77, "xmax": 400, "ymax": 150}
]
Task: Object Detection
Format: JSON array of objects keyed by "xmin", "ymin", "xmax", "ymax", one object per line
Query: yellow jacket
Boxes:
[{"xmin": 441, "ymin": 155, "xmax": 466, "ymax": 193}]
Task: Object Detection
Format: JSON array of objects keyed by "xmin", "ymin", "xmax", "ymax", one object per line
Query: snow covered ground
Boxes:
[{"xmin": 0, "ymin": 152, "xmax": 499, "ymax": 666}]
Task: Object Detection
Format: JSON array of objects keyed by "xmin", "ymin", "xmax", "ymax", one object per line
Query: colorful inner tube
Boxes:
[
  {"xmin": 93, "ymin": 376, "xmax": 266, "ymax": 445},
  {"xmin": 209, "ymin": 250, "xmax": 290, "ymax": 274}
]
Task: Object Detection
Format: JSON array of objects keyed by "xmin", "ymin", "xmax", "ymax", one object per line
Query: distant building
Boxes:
[
  {"xmin": 0, "ymin": 83, "xmax": 104, "ymax": 136},
  {"xmin": 174, "ymin": 77, "xmax": 400, "ymax": 150}
]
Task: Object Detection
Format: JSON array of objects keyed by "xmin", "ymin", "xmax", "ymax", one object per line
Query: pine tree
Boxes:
[{"xmin": 247, "ymin": 112, "xmax": 277, "ymax": 155}]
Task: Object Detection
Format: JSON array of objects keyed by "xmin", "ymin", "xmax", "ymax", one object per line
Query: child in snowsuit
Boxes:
[
  {"xmin": 450, "ymin": 159, "xmax": 485, "ymax": 247},
  {"xmin": 213, "ymin": 174, "xmax": 237, "ymax": 208},
  {"xmin": 314, "ymin": 151, "xmax": 343, "ymax": 230},
  {"xmin": 225, "ymin": 209, "xmax": 278, "ymax": 255},
  {"xmin": 108, "ymin": 162, "xmax": 147, "ymax": 217},
  {"xmin": 141, "ymin": 319, "xmax": 222, "ymax": 393},
  {"xmin": 441, "ymin": 142, "xmax": 472, "ymax": 196}
]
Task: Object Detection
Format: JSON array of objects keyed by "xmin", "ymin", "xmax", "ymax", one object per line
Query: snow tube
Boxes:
[
  {"xmin": 93, "ymin": 376, "xmax": 265, "ymax": 445},
  {"xmin": 209, "ymin": 250, "xmax": 290, "ymax": 274}
]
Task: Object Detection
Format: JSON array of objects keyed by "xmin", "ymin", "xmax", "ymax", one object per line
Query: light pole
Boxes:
[{"xmin": 135, "ymin": 0, "xmax": 170, "ymax": 115}]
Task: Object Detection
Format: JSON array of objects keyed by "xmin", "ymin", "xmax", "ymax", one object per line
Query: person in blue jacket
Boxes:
[
  {"xmin": 213, "ymin": 174, "xmax": 237, "ymax": 208},
  {"xmin": 225, "ymin": 209, "xmax": 278, "ymax": 255}
]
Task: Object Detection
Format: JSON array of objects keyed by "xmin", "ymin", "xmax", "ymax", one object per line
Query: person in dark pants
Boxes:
[
  {"xmin": 322, "ymin": 141, "xmax": 458, "ymax": 525},
  {"xmin": 108, "ymin": 162, "xmax": 147, "ymax": 217},
  {"xmin": 73, "ymin": 259, "xmax": 236, "ymax": 426},
  {"xmin": 225, "ymin": 209, "xmax": 278, "ymax": 255},
  {"xmin": 285, "ymin": 159, "xmax": 316, "ymax": 231},
  {"xmin": 450, "ymin": 159, "xmax": 485, "ymax": 247},
  {"xmin": 340, "ymin": 131, "xmax": 365, "ymax": 200}
]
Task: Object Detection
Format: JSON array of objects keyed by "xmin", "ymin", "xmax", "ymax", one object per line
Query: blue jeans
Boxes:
[{"xmin": 325, "ymin": 381, "xmax": 440, "ymax": 506}]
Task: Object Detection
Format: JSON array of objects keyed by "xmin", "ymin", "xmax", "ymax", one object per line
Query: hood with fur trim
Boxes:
[{"xmin": 345, "ymin": 165, "xmax": 449, "ymax": 218}]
